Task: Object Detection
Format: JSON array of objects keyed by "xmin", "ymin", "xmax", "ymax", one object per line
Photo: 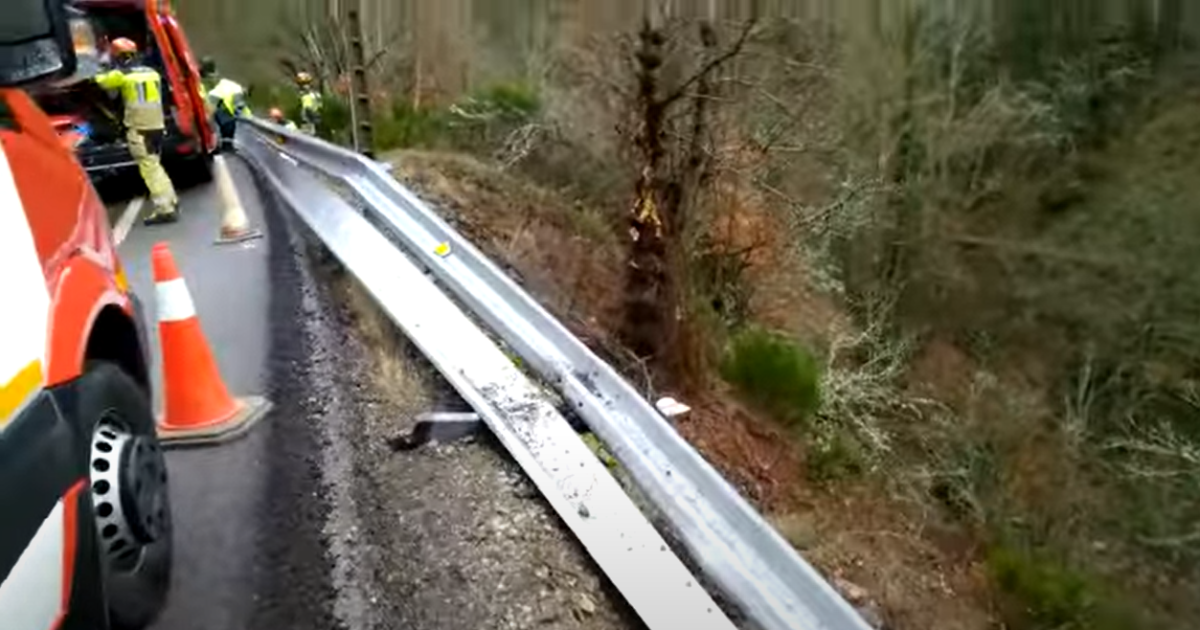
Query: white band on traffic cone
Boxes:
[{"xmin": 156, "ymin": 278, "xmax": 197, "ymax": 323}]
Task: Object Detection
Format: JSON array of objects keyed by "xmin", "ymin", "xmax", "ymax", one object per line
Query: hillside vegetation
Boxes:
[{"xmin": 185, "ymin": 2, "xmax": 1200, "ymax": 628}]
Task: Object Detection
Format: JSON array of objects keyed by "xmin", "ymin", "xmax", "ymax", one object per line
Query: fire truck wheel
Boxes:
[
  {"xmin": 194, "ymin": 151, "xmax": 214, "ymax": 184},
  {"xmin": 179, "ymin": 150, "xmax": 214, "ymax": 187},
  {"xmin": 82, "ymin": 362, "xmax": 173, "ymax": 630}
]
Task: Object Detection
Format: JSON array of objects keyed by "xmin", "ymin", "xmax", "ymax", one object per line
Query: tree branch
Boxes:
[{"xmin": 661, "ymin": 19, "xmax": 756, "ymax": 107}]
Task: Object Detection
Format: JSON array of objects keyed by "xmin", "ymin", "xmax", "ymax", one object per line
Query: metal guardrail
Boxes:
[
  {"xmin": 237, "ymin": 129, "xmax": 735, "ymax": 630},
  {"xmin": 238, "ymin": 118, "xmax": 872, "ymax": 630}
]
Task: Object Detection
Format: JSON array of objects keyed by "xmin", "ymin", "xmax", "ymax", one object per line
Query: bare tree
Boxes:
[{"xmin": 621, "ymin": 6, "xmax": 755, "ymax": 384}]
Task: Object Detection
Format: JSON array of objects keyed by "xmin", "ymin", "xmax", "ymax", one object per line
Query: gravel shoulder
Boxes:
[{"xmin": 272, "ymin": 186, "xmax": 642, "ymax": 630}]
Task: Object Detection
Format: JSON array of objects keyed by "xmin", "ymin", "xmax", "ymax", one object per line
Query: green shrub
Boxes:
[
  {"xmin": 720, "ymin": 327, "xmax": 821, "ymax": 428},
  {"xmin": 369, "ymin": 81, "xmax": 541, "ymax": 153},
  {"xmin": 988, "ymin": 545, "xmax": 1094, "ymax": 627},
  {"xmin": 445, "ymin": 81, "xmax": 541, "ymax": 152},
  {"xmin": 986, "ymin": 544, "xmax": 1141, "ymax": 630},
  {"xmin": 374, "ymin": 101, "xmax": 452, "ymax": 151},
  {"xmin": 467, "ymin": 81, "xmax": 541, "ymax": 121},
  {"xmin": 313, "ymin": 93, "xmax": 351, "ymax": 143}
]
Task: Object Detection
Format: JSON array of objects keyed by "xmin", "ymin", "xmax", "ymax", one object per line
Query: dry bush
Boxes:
[
  {"xmin": 645, "ymin": 4, "xmax": 1200, "ymax": 628},
  {"xmin": 512, "ymin": 41, "xmax": 633, "ymax": 209},
  {"xmin": 795, "ymin": 5, "xmax": 1198, "ymax": 629}
]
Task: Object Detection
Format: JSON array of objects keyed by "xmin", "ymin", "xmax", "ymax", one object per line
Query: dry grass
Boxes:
[
  {"xmin": 384, "ymin": 149, "xmax": 630, "ymax": 360},
  {"xmin": 339, "ymin": 278, "xmax": 434, "ymax": 417},
  {"xmin": 793, "ymin": 486, "xmax": 995, "ymax": 630}
]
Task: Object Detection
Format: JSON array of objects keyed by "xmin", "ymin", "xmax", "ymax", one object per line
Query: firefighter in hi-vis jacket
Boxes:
[
  {"xmin": 295, "ymin": 71, "xmax": 323, "ymax": 135},
  {"xmin": 95, "ymin": 37, "xmax": 179, "ymax": 225}
]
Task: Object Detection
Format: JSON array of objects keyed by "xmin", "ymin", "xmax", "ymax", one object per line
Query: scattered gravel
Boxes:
[{"xmin": 283, "ymin": 206, "xmax": 641, "ymax": 630}]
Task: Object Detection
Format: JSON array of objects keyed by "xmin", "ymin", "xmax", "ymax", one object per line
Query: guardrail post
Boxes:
[{"xmin": 348, "ymin": 7, "xmax": 375, "ymax": 159}]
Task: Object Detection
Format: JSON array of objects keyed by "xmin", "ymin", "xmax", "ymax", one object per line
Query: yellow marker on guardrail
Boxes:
[{"xmin": 434, "ymin": 242, "xmax": 451, "ymax": 258}]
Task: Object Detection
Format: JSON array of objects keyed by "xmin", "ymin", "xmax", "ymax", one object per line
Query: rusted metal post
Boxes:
[{"xmin": 348, "ymin": 6, "xmax": 375, "ymax": 158}]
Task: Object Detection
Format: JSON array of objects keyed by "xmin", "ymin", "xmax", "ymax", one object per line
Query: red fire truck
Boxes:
[{"xmin": 0, "ymin": 3, "xmax": 173, "ymax": 630}]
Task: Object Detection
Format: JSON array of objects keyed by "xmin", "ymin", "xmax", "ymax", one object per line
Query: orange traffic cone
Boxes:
[{"xmin": 153, "ymin": 242, "xmax": 271, "ymax": 447}]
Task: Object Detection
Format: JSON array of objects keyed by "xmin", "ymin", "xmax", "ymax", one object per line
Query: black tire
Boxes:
[
  {"xmin": 189, "ymin": 151, "xmax": 214, "ymax": 185},
  {"xmin": 79, "ymin": 363, "xmax": 173, "ymax": 630},
  {"xmin": 191, "ymin": 114, "xmax": 216, "ymax": 184}
]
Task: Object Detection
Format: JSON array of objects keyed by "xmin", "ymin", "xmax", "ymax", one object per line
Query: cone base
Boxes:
[
  {"xmin": 215, "ymin": 226, "xmax": 264, "ymax": 246},
  {"xmin": 157, "ymin": 395, "xmax": 272, "ymax": 449}
]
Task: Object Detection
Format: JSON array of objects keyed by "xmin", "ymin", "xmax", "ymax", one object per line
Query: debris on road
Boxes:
[
  {"xmin": 386, "ymin": 411, "xmax": 484, "ymax": 451},
  {"xmin": 287, "ymin": 229, "xmax": 640, "ymax": 630}
]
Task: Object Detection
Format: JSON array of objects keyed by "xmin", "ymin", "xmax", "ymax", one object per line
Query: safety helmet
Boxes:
[
  {"xmin": 295, "ymin": 71, "xmax": 313, "ymax": 86},
  {"xmin": 268, "ymin": 107, "xmax": 284, "ymax": 121},
  {"xmin": 110, "ymin": 37, "xmax": 137, "ymax": 57}
]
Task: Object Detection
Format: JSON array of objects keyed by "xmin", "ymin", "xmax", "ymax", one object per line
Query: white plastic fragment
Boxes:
[{"xmin": 655, "ymin": 397, "xmax": 691, "ymax": 418}]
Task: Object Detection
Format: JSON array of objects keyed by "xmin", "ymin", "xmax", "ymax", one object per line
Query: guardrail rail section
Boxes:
[{"xmin": 237, "ymin": 118, "xmax": 873, "ymax": 630}]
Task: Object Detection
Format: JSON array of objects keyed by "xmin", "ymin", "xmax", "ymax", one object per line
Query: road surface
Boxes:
[{"xmin": 103, "ymin": 153, "xmax": 638, "ymax": 630}]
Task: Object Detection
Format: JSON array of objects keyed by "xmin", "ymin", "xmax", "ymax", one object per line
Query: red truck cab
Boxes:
[
  {"xmin": 0, "ymin": 5, "xmax": 173, "ymax": 630},
  {"xmin": 29, "ymin": 0, "xmax": 216, "ymax": 188}
]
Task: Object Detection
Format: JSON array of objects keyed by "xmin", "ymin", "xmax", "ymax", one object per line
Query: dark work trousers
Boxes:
[{"xmin": 214, "ymin": 107, "xmax": 237, "ymax": 152}]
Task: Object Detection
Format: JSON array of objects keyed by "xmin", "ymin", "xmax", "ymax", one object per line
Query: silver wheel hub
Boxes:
[{"xmin": 91, "ymin": 421, "xmax": 169, "ymax": 573}]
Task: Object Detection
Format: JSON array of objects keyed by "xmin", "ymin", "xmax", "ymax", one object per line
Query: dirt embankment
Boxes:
[{"xmin": 385, "ymin": 149, "xmax": 999, "ymax": 630}]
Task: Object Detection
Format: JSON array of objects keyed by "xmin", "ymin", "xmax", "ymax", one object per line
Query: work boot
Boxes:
[{"xmin": 143, "ymin": 207, "xmax": 179, "ymax": 226}]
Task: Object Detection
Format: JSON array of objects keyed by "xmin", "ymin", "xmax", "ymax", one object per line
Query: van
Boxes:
[{"xmin": 0, "ymin": 4, "xmax": 174, "ymax": 629}]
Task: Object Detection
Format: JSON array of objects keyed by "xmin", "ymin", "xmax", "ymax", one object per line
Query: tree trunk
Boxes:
[{"xmin": 621, "ymin": 17, "xmax": 671, "ymax": 366}]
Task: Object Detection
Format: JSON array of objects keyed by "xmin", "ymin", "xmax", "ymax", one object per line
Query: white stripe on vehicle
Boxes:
[
  {"xmin": 0, "ymin": 500, "xmax": 65, "ymax": 630},
  {"xmin": 155, "ymin": 277, "xmax": 197, "ymax": 322},
  {"xmin": 0, "ymin": 142, "xmax": 51, "ymax": 419}
]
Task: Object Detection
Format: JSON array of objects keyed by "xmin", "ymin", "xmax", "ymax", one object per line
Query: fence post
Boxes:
[{"xmin": 348, "ymin": 6, "xmax": 375, "ymax": 159}]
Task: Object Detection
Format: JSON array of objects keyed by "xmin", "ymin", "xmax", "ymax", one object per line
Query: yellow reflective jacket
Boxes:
[
  {"xmin": 299, "ymin": 90, "xmax": 322, "ymax": 120},
  {"xmin": 207, "ymin": 78, "xmax": 250, "ymax": 118},
  {"xmin": 95, "ymin": 65, "xmax": 165, "ymax": 131}
]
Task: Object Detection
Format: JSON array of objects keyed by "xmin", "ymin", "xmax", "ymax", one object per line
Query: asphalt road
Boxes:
[
  {"xmin": 104, "ymin": 149, "xmax": 638, "ymax": 630},
  {"xmin": 114, "ymin": 158, "xmax": 301, "ymax": 630}
]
